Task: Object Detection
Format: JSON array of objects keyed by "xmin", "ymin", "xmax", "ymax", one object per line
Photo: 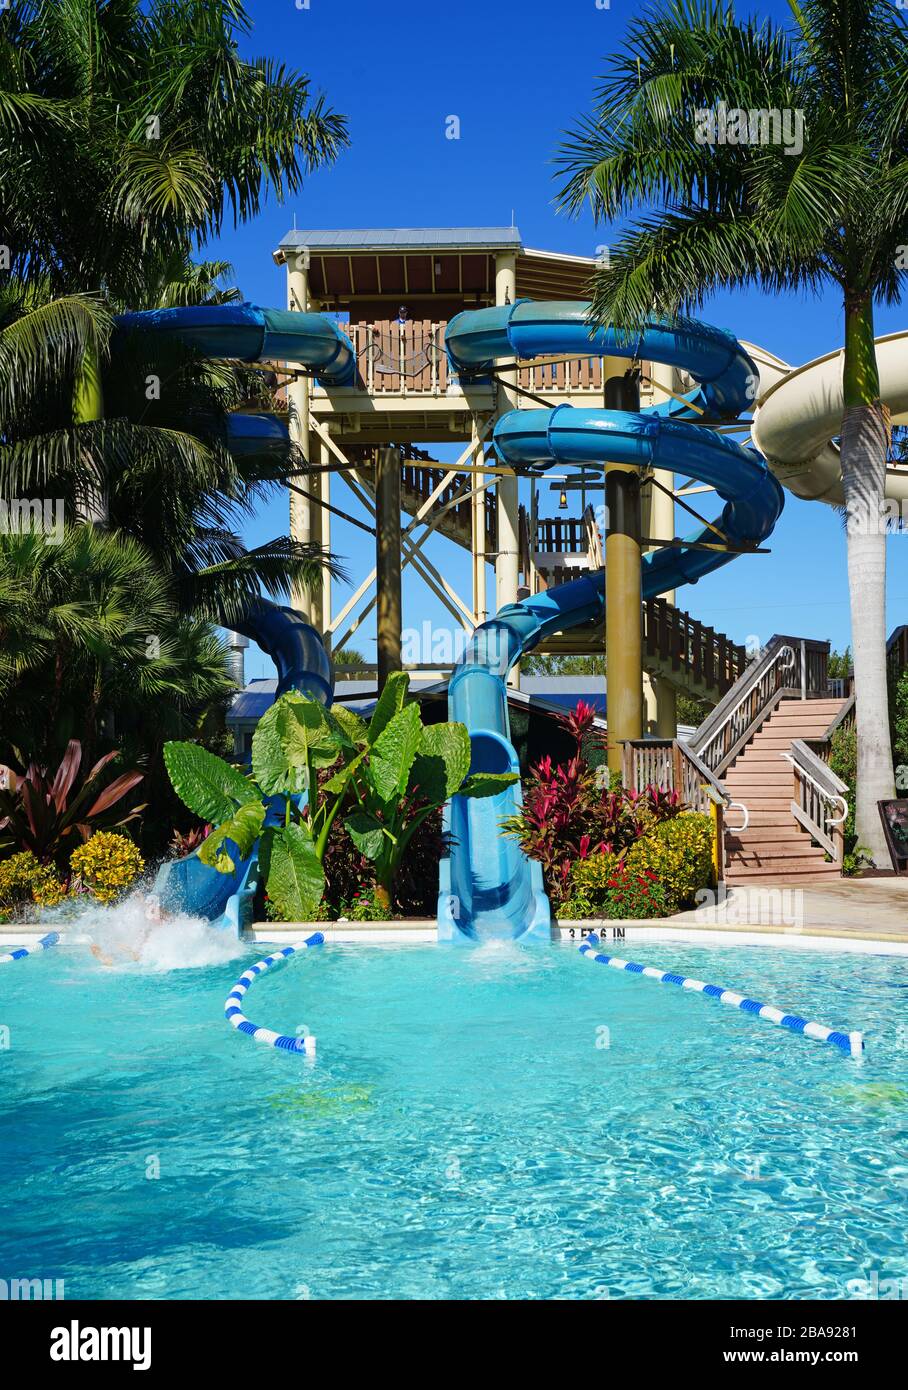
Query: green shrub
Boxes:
[
  {"xmin": 624, "ymin": 812, "xmax": 713, "ymax": 911},
  {"xmin": 889, "ymin": 668, "xmax": 908, "ymax": 773},
  {"xmin": 560, "ymin": 851, "xmax": 621, "ymax": 918},
  {"xmin": 0, "ymin": 851, "xmax": 66, "ymax": 923},
  {"xmin": 560, "ymin": 812, "xmax": 713, "ymax": 918},
  {"xmin": 563, "ymin": 858, "xmax": 668, "ymax": 919},
  {"xmin": 69, "ymin": 831, "xmax": 145, "ymax": 904}
]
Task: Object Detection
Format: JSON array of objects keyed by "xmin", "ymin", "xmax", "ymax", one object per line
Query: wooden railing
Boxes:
[
  {"xmin": 643, "ymin": 597, "xmax": 746, "ymax": 697},
  {"xmin": 691, "ymin": 635, "xmax": 831, "ymax": 776},
  {"xmin": 623, "ymin": 739, "xmax": 727, "ymax": 814},
  {"xmin": 784, "ymin": 739, "xmax": 849, "ymax": 862},
  {"xmin": 533, "ymin": 516, "xmax": 592, "ymax": 553},
  {"xmin": 888, "ymin": 624, "xmax": 908, "ymax": 674},
  {"xmin": 398, "ymin": 458, "xmax": 496, "ymax": 551},
  {"xmin": 329, "ymin": 320, "xmax": 448, "ymax": 395},
  {"xmin": 315, "ymin": 319, "xmax": 649, "ymax": 398},
  {"xmin": 825, "ymin": 626, "xmax": 908, "ymax": 702},
  {"xmin": 515, "ymin": 355, "xmax": 654, "ymax": 399}
]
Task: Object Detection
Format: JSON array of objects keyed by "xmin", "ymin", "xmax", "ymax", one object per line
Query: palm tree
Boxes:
[
  {"xmin": 0, "ymin": 524, "xmax": 235, "ymax": 766},
  {"xmin": 140, "ymin": 253, "xmax": 242, "ymax": 309},
  {"xmin": 0, "ymin": 283, "xmax": 345, "ymax": 627},
  {"xmin": 0, "ymin": 0, "xmax": 349, "ymax": 625},
  {"xmin": 0, "ymin": 0, "xmax": 348, "ymax": 304},
  {"xmin": 556, "ymin": 0, "xmax": 908, "ymax": 864}
]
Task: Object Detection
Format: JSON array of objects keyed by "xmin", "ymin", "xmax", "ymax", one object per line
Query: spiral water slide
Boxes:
[
  {"xmin": 438, "ymin": 302, "xmax": 785, "ymax": 940},
  {"xmin": 115, "ymin": 304, "xmax": 355, "ymax": 926}
]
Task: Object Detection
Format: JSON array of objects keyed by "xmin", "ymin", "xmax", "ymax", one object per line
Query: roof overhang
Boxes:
[{"xmin": 272, "ymin": 228, "xmax": 596, "ymax": 306}]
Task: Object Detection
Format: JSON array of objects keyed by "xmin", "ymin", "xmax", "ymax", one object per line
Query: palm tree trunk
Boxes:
[
  {"xmin": 73, "ymin": 341, "xmax": 108, "ymax": 525},
  {"xmin": 840, "ymin": 295, "xmax": 894, "ymax": 865}
]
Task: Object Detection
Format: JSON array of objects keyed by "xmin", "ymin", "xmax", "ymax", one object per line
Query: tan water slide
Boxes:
[{"xmin": 748, "ymin": 332, "xmax": 908, "ymax": 505}]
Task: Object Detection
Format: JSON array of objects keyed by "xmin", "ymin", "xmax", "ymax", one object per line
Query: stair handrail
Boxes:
[
  {"xmin": 782, "ymin": 739, "xmax": 849, "ymax": 862},
  {"xmin": 783, "ymin": 741, "xmax": 849, "ymax": 822},
  {"xmin": 692, "ymin": 639, "xmax": 798, "ymax": 774},
  {"xmin": 675, "ymin": 738, "xmax": 728, "ymax": 803}
]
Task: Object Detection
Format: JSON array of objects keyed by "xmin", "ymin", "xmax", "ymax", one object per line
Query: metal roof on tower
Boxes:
[{"xmin": 276, "ymin": 226, "xmax": 523, "ymax": 252}]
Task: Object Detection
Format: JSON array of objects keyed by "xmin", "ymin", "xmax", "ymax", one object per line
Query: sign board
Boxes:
[{"xmin": 877, "ymin": 799, "xmax": 908, "ymax": 874}]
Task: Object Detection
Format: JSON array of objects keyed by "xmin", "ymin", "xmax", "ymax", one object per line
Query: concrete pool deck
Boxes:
[
  {"xmin": 556, "ymin": 877, "xmax": 908, "ymax": 953},
  {"xmin": 4, "ymin": 878, "xmax": 907, "ymax": 954}
]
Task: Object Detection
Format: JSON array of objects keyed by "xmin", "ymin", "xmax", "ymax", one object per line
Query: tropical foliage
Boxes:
[
  {"xmin": 0, "ymin": 850, "xmax": 67, "ymax": 922},
  {"xmin": 164, "ymin": 675, "xmax": 517, "ymax": 919},
  {"xmin": 0, "ymin": 0, "xmax": 349, "ymax": 816},
  {"xmin": 502, "ymin": 700, "xmax": 683, "ymax": 905},
  {"xmin": 0, "ymin": 739, "xmax": 143, "ymax": 868},
  {"xmin": 69, "ymin": 830, "xmax": 145, "ymax": 903},
  {"xmin": 0, "ymin": 526, "xmax": 238, "ymax": 768},
  {"xmin": 556, "ymin": 0, "xmax": 908, "ymax": 862},
  {"xmin": 561, "ymin": 812, "xmax": 713, "ymax": 918},
  {"xmin": 0, "ymin": 0, "xmax": 348, "ymax": 305}
]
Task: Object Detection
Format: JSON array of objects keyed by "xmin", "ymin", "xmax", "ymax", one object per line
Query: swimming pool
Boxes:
[{"xmin": 2, "ymin": 921, "xmax": 907, "ymax": 1300}]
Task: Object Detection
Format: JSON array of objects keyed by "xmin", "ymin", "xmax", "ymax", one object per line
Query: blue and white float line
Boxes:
[
  {"xmin": 0, "ymin": 931, "xmax": 59, "ymax": 965},
  {"xmin": 224, "ymin": 932, "xmax": 324, "ymax": 1054},
  {"xmin": 578, "ymin": 933, "xmax": 864, "ymax": 1058}
]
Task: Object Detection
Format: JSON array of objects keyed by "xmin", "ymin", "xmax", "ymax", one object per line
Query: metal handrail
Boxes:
[
  {"xmin": 694, "ymin": 642, "xmax": 796, "ymax": 767},
  {"xmin": 783, "ymin": 741, "xmax": 849, "ymax": 826}
]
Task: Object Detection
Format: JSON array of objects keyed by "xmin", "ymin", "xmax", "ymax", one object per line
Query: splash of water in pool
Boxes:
[{"xmin": 48, "ymin": 890, "xmax": 244, "ymax": 971}]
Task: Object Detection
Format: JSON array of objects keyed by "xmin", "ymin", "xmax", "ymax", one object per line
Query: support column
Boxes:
[
  {"xmin": 375, "ymin": 445, "xmax": 402, "ymax": 692},
  {"xmin": 643, "ymin": 672, "xmax": 678, "ymax": 737},
  {"xmin": 287, "ymin": 248, "xmax": 314, "ymax": 620},
  {"xmin": 470, "ymin": 415, "xmax": 487, "ymax": 625},
  {"xmin": 318, "ymin": 435, "xmax": 332, "ymax": 643},
  {"xmin": 494, "ymin": 252, "xmax": 520, "ymax": 685},
  {"xmin": 646, "ymin": 359, "xmax": 676, "ymax": 607},
  {"xmin": 604, "ymin": 374, "xmax": 644, "ymax": 776}
]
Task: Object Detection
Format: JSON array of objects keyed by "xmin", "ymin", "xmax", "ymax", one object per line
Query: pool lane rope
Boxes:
[
  {"xmin": 578, "ymin": 933, "xmax": 864, "ymax": 1058},
  {"xmin": 0, "ymin": 931, "xmax": 59, "ymax": 964},
  {"xmin": 224, "ymin": 932, "xmax": 324, "ymax": 1055}
]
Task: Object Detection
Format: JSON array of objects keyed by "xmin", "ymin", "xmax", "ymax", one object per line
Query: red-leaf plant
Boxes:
[
  {"xmin": 502, "ymin": 701, "xmax": 684, "ymax": 906},
  {"xmin": 0, "ymin": 741, "xmax": 145, "ymax": 869}
]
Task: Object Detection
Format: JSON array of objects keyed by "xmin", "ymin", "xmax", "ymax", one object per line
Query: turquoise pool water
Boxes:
[{"xmin": 2, "ymin": 917, "xmax": 907, "ymax": 1300}]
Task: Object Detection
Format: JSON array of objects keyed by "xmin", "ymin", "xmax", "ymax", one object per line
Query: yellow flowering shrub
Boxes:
[
  {"xmin": 624, "ymin": 812, "xmax": 714, "ymax": 912},
  {"xmin": 561, "ymin": 812, "xmax": 714, "ymax": 918},
  {"xmin": 69, "ymin": 831, "xmax": 144, "ymax": 904},
  {"xmin": 0, "ymin": 851, "xmax": 67, "ymax": 921}
]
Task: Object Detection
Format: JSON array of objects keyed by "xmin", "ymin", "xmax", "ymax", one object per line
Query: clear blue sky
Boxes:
[{"xmin": 211, "ymin": 0, "xmax": 908, "ymax": 679}]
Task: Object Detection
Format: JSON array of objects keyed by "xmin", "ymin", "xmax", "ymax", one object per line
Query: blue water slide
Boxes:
[
  {"xmin": 114, "ymin": 304, "xmax": 353, "ymax": 926},
  {"xmin": 438, "ymin": 301, "xmax": 783, "ymax": 941},
  {"xmin": 115, "ymin": 302, "xmax": 356, "ymax": 386}
]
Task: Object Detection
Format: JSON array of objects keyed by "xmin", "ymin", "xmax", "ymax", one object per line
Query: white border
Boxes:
[
  {"xmin": 5, "ymin": 921, "xmax": 907, "ymax": 955},
  {"xmin": 554, "ymin": 922, "xmax": 908, "ymax": 956}
]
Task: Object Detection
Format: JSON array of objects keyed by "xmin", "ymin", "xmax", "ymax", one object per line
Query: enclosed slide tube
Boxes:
[
  {"xmin": 114, "ymin": 304, "xmax": 356, "ymax": 927},
  {"xmin": 438, "ymin": 301, "xmax": 783, "ymax": 940},
  {"xmin": 749, "ymin": 330, "xmax": 908, "ymax": 506}
]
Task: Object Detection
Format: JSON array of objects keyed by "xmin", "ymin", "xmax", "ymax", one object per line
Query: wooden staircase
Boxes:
[{"xmin": 723, "ymin": 698, "xmax": 847, "ymax": 883}]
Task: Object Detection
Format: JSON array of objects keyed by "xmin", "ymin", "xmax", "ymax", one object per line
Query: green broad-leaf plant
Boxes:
[{"xmin": 163, "ymin": 673, "xmax": 516, "ymax": 920}]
